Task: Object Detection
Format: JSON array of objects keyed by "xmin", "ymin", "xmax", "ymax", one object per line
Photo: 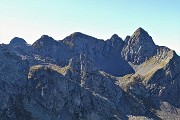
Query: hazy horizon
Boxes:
[{"xmin": 0, "ymin": 0, "xmax": 180, "ymax": 54}]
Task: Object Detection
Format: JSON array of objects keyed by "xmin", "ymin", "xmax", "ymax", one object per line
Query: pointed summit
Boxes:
[
  {"xmin": 110, "ymin": 34, "xmax": 119, "ymax": 39},
  {"xmin": 121, "ymin": 27, "xmax": 157, "ymax": 64},
  {"xmin": 131, "ymin": 27, "xmax": 155, "ymax": 45},
  {"xmin": 133, "ymin": 27, "xmax": 148, "ymax": 36},
  {"xmin": 110, "ymin": 34, "xmax": 123, "ymax": 42},
  {"xmin": 108, "ymin": 34, "xmax": 124, "ymax": 48},
  {"xmin": 135, "ymin": 27, "xmax": 146, "ymax": 33},
  {"xmin": 133, "ymin": 27, "xmax": 149, "ymax": 37}
]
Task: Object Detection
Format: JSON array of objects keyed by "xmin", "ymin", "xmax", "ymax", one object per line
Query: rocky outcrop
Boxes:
[{"xmin": 122, "ymin": 27, "xmax": 157, "ymax": 65}]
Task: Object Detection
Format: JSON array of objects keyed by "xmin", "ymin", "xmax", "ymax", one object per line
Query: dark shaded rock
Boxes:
[
  {"xmin": 124, "ymin": 35, "xmax": 130, "ymax": 43},
  {"xmin": 9, "ymin": 37, "xmax": 27, "ymax": 47},
  {"xmin": 32, "ymin": 35, "xmax": 58, "ymax": 48}
]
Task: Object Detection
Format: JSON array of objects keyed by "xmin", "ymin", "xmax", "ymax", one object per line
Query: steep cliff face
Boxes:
[
  {"xmin": 146, "ymin": 52, "xmax": 180, "ymax": 108},
  {"xmin": 27, "ymin": 55, "xmax": 158, "ymax": 120},
  {"xmin": 0, "ymin": 28, "xmax": 179, "ymax": 120},
  {"xmin": 0, "ymin": 45, "xmax": 31, "ymax": 120},
  {"xmin": 118, "ymin": 51, "xmax": 180, "ymax": 120},
  {"xmin": 122, "ymin": 27, "xmax": 157, "ymax": 65}
]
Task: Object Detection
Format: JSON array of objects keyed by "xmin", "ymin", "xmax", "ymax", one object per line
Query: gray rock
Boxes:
[
  {"xmin": 0, "ymin": 27, "xmax": 179, "ymax": 120},
  {"xmin": 121, "ymin": 27, "xmax": 157, "ymax": 65}
]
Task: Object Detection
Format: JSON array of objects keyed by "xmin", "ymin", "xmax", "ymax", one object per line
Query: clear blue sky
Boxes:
[{"xmin": 0, "ymin": 0, "xmax": 180, "ymax": 54}]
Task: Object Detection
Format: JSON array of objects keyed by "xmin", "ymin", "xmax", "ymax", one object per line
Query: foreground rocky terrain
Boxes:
[{"xmin": 0, "ymin": 27, "xmax": 179, "ymax": 120}]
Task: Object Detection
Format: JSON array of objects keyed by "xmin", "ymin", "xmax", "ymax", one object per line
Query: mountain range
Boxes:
[{"xmin": 0, "ymin": 27, "xmax": 179, "ymax": 120}]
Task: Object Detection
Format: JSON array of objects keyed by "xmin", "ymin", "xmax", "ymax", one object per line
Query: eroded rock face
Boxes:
[
  {"xmin": 27, "ymin": 55, "xmax": 157, "ymax": 120},
  {"xmin": 122, "ymin": 27, "xmax": 157, "ymax": 65},
  {"xmin": 118, "ymin": 51, "xmax": 180, "ymax": 120},
  {"xmin": 146, "ymin": 52, "xmax": 180, "ymax": 108},
  {"xmin": 27, "ymin": 56, "xmax": 123, "ymax": 120},
  {"xmin": 0, "ymin": 27, "xmax": 179, "ymax": 120}
]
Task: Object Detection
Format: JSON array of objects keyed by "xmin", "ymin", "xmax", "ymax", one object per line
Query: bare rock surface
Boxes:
[{"xmin": 0, "ymin": 28, "xmax": 179, "ymax": 120}]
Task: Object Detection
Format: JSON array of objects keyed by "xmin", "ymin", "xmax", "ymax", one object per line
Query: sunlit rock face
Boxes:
[
  {"xmin": 121, "ymin": 27, "xmax": 157, "ymax": 65},
  {"xmin": 0, "ymin": 28, "xmax": 179, "ymax": 120}
]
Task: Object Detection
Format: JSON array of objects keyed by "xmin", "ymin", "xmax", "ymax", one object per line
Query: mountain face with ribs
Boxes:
[{"xmin": 0, "ymin": 27, "xmax": 179, "ymax": 120}]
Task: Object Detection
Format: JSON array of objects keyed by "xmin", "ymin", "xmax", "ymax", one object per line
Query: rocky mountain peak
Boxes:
[
  {"xmin": 133, "ymin": 27, "xmax": 149, "ymax": 36},
  {"xmin": 121, "ymin": 27, "xmax": 157, "ymax": 64},
  {"xmin": 131, "ymin": 27, "xmax": 155, "ymax": 45},
  {"xmin": 9, "ymin": 37, "xmax": 27, "ymax": 46},
  {"xmin": 38, "ymin": 35, "xmax": 55, "ymax": 43},
  {"xmin": 134, "ymin": 27, "xmax": 147, "ymax": 35},
  {"xmin": 106, "ymin": 34, "xmax": 124, "ymax": 52},
  {"xmin": 71, "ymin": 32, "xmax": 85, "ymax": 37},
  {"xmin": 63, "ymin": 32, "xmax": 98, "ymax": 45},
  {"xmin": 109, "ymin": 34, "xmax": 124, "ymax": 44},
  {"xmin": 32, "ymin": 35, "xmax": 57, "ymax": 47},
  {"xmin": 65, "ymin": 32, "xmax": 91, "ymax": 40},
  {"xmin": 40, "ymin": 35, "xmax": 52, "ymax": 39},
  {"xmin": 110, "ymin": 34, "xmax": 119, "ymax": 39}
]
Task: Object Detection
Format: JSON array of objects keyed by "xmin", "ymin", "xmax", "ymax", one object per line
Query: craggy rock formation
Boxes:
[{"xmin": 0, "ymin": 27, "xmax": 179, "ymax": 120}]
